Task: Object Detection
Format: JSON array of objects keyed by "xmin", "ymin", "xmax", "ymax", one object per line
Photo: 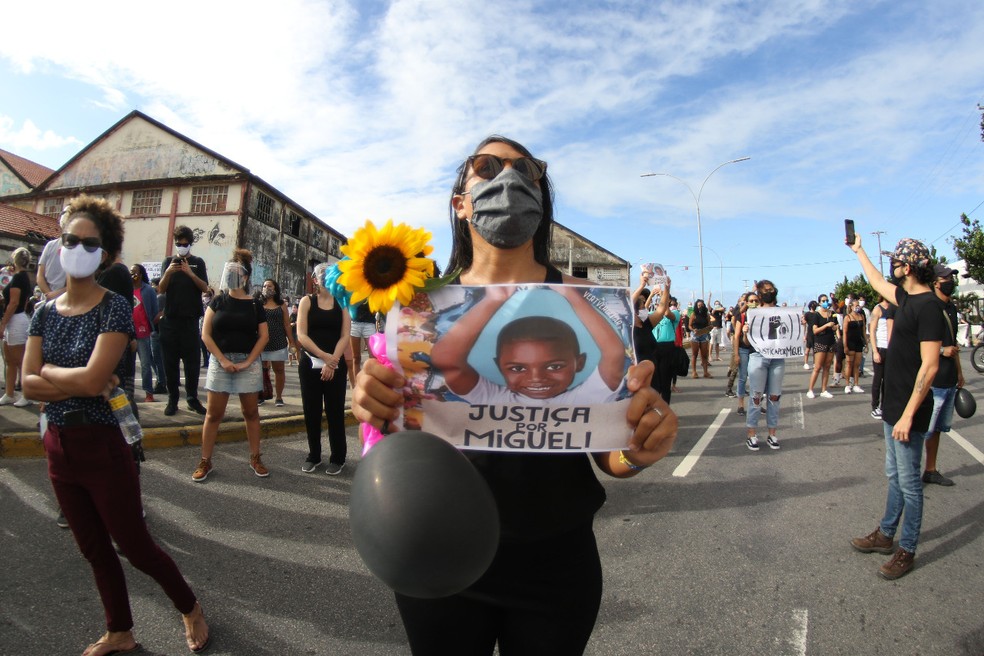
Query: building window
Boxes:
[
  {"xmin": 328, "ymin": 236, "xmax": 340, "ymax": 256},
  {"xmin": 191, "ymin": 185, "xmax": 228, "ymax": 213},
  {"xmin": 288, "ymin": 211, "xmax": 302, "ymax": 237},
  {"xmin": 42, "ymin": 197, "xmax": 65, "ymax": 218},
  {"xmin": 255, "ymin": 192, "xmax": 274, "ymax": 223},
  {"xmin": 571, "ymin": 265, "xmax": 589, "ymax": 279},
  {"xmin": 131, "ymin": 189, "xmax": 163, "ymax": 215}
]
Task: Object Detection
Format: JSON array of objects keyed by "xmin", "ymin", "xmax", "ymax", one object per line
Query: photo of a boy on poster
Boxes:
[
  {"xmin": 431, "ymin": 285, "xmax": 627, "ymax": 405},
  {"xmin": 387, "ymin": 284, "xmax": 635, "ymax": 453}
]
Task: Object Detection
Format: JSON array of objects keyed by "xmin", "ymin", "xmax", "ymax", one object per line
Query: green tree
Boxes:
[
  {"xmin": 833, "ymin": 274, "xmax": 877, "ymax": 304},
  {"xmin": 951, "ymin": 213, "xmax": 984, "ymax": 283}
]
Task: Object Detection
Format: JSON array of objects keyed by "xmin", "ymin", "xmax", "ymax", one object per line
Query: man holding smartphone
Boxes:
[
  {"xmin": 159, "ymin": 225, "xmax": 210, "ymax": 416},
  {"xmin": 847, "ymin": 234, "xmax": 944, "ymax": 580}
]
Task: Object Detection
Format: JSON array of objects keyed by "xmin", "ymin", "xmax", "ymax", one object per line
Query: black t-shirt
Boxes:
[
  {"xmin": 882, "ymin": 287, "xmax": 946, "ymax": 430},
  {"xmin": 935, "ymin": 300, "xmax": 958, "ymax": 388},
  {"xmin": 208, "ymin": 293, "xmax": 266, "ymax": 354},
  {"xmin": 353, "ymin": 301, "xmax": 375, "ymax": 324},
  {"xmin": 811, "ymin": 311, "xmax": 837, "ymax": 346},
  {"xmin": 3, "ymin": 270, "xmax": 31, "ymax": 313},
  {"xmin": 97, "ymin": 263, "xmax": 134, "ymax": 303},
  {"xmin": 161, "ymin": 255, "xmax": 208, "ymax": 319},
  {"xmin": 710, "ymin": 308, "xmax": 724, "ymax": 328},
  {"xmin": 633, "ymin": 315, "xmax": 657, "ymax": 362},
  {"xmin": 455, "ymin": 265, "xmax": 606, "ymax": 543}
]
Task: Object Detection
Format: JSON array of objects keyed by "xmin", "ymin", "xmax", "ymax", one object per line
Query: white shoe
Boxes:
[
  {"xmin": 852, "ymin": 385, "xmax": 864, "ymax": 394},
  {"xmin": 803, "ymin": 363, "xmax": 811, "ymax": 370},
  {"xmin": 820, "ymin": 390, "xmax": 834, "ymax": 398},
  {"xmin": 844, "ymin": 386, "xmax": 852, "ymax": 394},
  {"xmin": 0, "ymin": 393, "xmax": 18, "ymax": 406},
  {"xmin": 13, "ymin": 396, "xmax": 33, "ymax": 407},
  {"xmin": 807, "ymin": 390, "xmax": 815, "ymax": 399}
]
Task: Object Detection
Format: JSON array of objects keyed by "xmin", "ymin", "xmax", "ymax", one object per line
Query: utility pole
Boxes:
[{"xmin": 871, "ymin": 231, "xmax": 887, "ymax": 275}]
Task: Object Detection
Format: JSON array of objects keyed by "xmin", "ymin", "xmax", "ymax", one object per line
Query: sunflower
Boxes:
[{"xmin": 338, "ymin": 219, "xmax": 435, "ymax": 315}]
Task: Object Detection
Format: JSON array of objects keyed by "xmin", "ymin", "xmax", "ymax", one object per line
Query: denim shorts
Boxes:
[
  {"xmin": 350, "ymin": 321, "xmax": 376, "ymax": 339},
  {"xmin": 929, "ymin": 386, "xmax": 957, "ymax": 434},
  {"xmin": 691, "ymin": 333, "xmax": 711, "ymax": 344},
  {"xmin": 261, "ymin": 346, "xmax": 289, "ymax": 362},
  {"xmin": 3, "ymin": 312, "xmax": 29, "ymax": 346},
  {"xmin": 204, "ymin": 352, "xmax": 262, "ymax": 394}
]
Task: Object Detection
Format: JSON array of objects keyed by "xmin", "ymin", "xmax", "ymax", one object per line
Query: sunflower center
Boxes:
[{"xmin": 363, "ymin": 245, "xmax": 408, "ymax": 288}]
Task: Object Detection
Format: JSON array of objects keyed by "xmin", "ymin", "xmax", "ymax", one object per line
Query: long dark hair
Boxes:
[
  {"xmin": 257, "ymin": 278, "xmax": 283, "ymax": 305},
  {"xmin": 446, "ymin": 135, "xmax": 555, "ymax": 274},
  {"xmin": 132, "ymin": 263, "xmax": 150, "ymax": 285}
]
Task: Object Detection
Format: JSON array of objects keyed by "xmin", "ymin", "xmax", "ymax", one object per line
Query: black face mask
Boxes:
[
  {"xmin": 760, "ymin": 291, "xmax": 777, "ymax": 304},
  {"xmin": 939, "ymin": 280, "xmax": 955, "ymax": 297}
]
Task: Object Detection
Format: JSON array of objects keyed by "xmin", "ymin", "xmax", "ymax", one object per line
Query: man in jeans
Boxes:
[
  {"xmin": 159, "ymin": 226, "xmax": 209, "ymax": 416},
  {"xmin": 847, "ymin": 236, "xmax": 943, "ymax": 580},
  {"xmin": 922, "ymin": 265, "xmax": 962, "ymax": 487}
]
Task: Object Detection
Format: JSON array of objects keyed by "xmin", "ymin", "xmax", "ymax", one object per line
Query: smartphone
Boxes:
[{"xmin": 844, "ymin": 219, "xmax": 856, "ymax": 245}]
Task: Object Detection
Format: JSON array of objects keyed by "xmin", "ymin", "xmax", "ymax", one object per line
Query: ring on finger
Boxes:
[{"xmin": 650, "ymin": 407, "xmax": 664, "ymax": 418}]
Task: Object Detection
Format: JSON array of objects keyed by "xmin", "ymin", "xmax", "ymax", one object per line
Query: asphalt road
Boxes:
[{"xmin": 2, "ymin": 352, "xmax": 983, "ymax": 655}]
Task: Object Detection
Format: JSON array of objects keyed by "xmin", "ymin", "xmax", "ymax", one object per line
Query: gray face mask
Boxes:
[{"xmin": 467, "ymin": 168, "xmax": 543, "ymax": 249}]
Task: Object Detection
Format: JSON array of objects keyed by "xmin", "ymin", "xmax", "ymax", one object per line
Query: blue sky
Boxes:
[{"xmin": 2, "ymin": 0, "xmax": 982, "ymax": 305}]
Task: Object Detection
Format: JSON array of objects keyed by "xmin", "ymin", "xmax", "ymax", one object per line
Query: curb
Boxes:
[{"xmin": 0, "ymin": 410, "xmax": 359, "ymax": 459}]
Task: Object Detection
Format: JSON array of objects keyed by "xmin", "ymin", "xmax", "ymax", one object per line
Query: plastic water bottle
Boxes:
[{"xmin": 108, "ymin": 387, "xmax": 143, "ymax": 445}]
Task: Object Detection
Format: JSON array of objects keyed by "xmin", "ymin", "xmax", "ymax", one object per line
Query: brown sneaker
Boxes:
[
  {"xmin": 879, "ymin": 548, "xmax": 915, "ymax": 580},
  {"xmin": 192, "ymin": 458, "xmax": 212, "ymax": 482},
  {"xmin": 250, "ymin": 453, "xmax": 270, "ymax": 478},
  {"xmin": 851, "ymin": 528, "xmax": 895, "ymax": 554}
]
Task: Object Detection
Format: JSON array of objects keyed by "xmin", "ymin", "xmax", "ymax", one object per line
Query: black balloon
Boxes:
[
  {"xmin": 349, "ymin": 431, "xmax": 500, "ymax": 599},
  {"xmin": 955, "ymin": 387, "xmax": 976, "ymax": 419}
]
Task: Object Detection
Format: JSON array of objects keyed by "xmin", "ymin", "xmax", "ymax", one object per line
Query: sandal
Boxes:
[
  {"xmin": 182, "ymin": 602, "xmax": 211, "ymax": 653},
  {"xmin": 81, "ymin": 632, "xmax": 142, "ymax": 656}
]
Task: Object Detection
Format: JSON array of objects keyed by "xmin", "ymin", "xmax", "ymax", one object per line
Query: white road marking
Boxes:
[
  {"xmin": 673, "ymin": 408, "xmax": 730, "ymax": 477},
  {"xmin": 948, "ymin": 429, "xmax": 984, "ymax": 466},
  {"xmin": 794, "ymin": 392, "xmax": 805, "ymax": 429},
  {"xmin": 791, "ymin": 608, "xmax": 809, "ymax": 655}
]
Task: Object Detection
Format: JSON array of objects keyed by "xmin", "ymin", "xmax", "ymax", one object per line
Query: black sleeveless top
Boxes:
[
  {"xmin": 302, "ymin": 294, "xmax": 343, "ymax": 356},
  {"xmin": 457, "ymin": 265, "xmax": 607, "ymax": 543}
]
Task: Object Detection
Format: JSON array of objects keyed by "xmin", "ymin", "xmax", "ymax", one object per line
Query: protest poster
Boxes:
[
  {"xmin": 744, "ymin": 306, "xmax": 805, "ymax": 358},
  {"xmin": 384, "ymin": 284, "xmax": 636, "ymax": 453},
  {"xmin": 142, "ymin": 261, "xmax": 162, "ymax": 281}
]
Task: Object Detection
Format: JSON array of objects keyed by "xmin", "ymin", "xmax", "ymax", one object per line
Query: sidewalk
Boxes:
[{"xmin": 0, "ymin": 360, "xmax": 358, "ymax": 458}]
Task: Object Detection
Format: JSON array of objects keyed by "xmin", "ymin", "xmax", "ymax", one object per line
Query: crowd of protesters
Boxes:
[{"xmin": 0, "ymin": 186, "xmax": 969, "ymax": 656}]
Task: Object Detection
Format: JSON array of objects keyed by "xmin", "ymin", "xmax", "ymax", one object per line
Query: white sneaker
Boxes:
[
  {"xmin": 803, "ymin": 363, "xmax": 811, "ymax": 370},
  {"xmin": 807, "ymin": 390, "xmax": 815, "ymax": 399},
  {"xmin": 13, "ymin": 396, "xmax": 33, "ymax": 407},
  {"xmin": 844, "ymin": 386, "xmax": 852, "ymax": 394},
  {"xmin": 852, "ymin": 385, "xmax": 864, "ymax": 394},
  {"xmin": 820, "ymin": 390, "xmax": 834, "ymax": 399},
  {"xmin": 0, "ymin": 393, "xmax": 18, "ymax": 406}
]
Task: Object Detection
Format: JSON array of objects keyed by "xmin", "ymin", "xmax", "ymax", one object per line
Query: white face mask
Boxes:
[
  {"xmin": 176, "ymin": 245, "xmax": 191, "ymax": 257},
  {"xmin": 858, "ymin": 300, "xmax": 865, "ymax": 307},
  {"xmin": 60, "ymin": 245, "xmax": 104, "ymax": 279}
]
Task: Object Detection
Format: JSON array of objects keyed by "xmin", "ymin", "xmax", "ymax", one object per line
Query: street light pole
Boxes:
[
  {"xmin": 694, "ymin": 245, "xmax": 725, "ymax": 301},
  {"xmin": 642, "ymin": 157, "xmax": 750, "ymax": 300},
  {"xmin": 871, "ymin": 230, "xmax": 887, "ymax": 276}
]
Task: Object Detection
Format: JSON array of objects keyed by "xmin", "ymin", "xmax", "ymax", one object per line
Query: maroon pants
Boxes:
[{"xmin": 45, "ymin": 423, "xmax": 197, "ymax": 631}]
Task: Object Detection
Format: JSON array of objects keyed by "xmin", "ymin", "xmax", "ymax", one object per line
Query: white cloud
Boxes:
[{"xmin": 0, "ymin": 116, "xmax": 82, "ymax": 151}]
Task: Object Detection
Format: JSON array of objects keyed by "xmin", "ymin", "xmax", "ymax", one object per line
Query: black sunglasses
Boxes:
[
  {"xmin": 466, "ymin": 154, "xmax": 547, "ymax": 183},
  {"xmin": 61, "ymin": 233, "xmax": 102, "ymax": 253}
]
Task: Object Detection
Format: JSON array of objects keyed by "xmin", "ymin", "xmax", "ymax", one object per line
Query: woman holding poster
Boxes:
[
  {"xmin": 744, "ymin": 280, "xmax": 786, "ymax": 451},
  {"xmin": 352, "ymin": 136, "xmax": 677, "ymax": 655}
]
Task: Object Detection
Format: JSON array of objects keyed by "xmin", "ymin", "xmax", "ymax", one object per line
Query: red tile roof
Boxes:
[
  {"xmin": 0, "ymin": 203, "xmax": 60, "ymax": 241},
  {"xmin": 0, "ymin": 148, "xmax": 55, "ymax": 188}
]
